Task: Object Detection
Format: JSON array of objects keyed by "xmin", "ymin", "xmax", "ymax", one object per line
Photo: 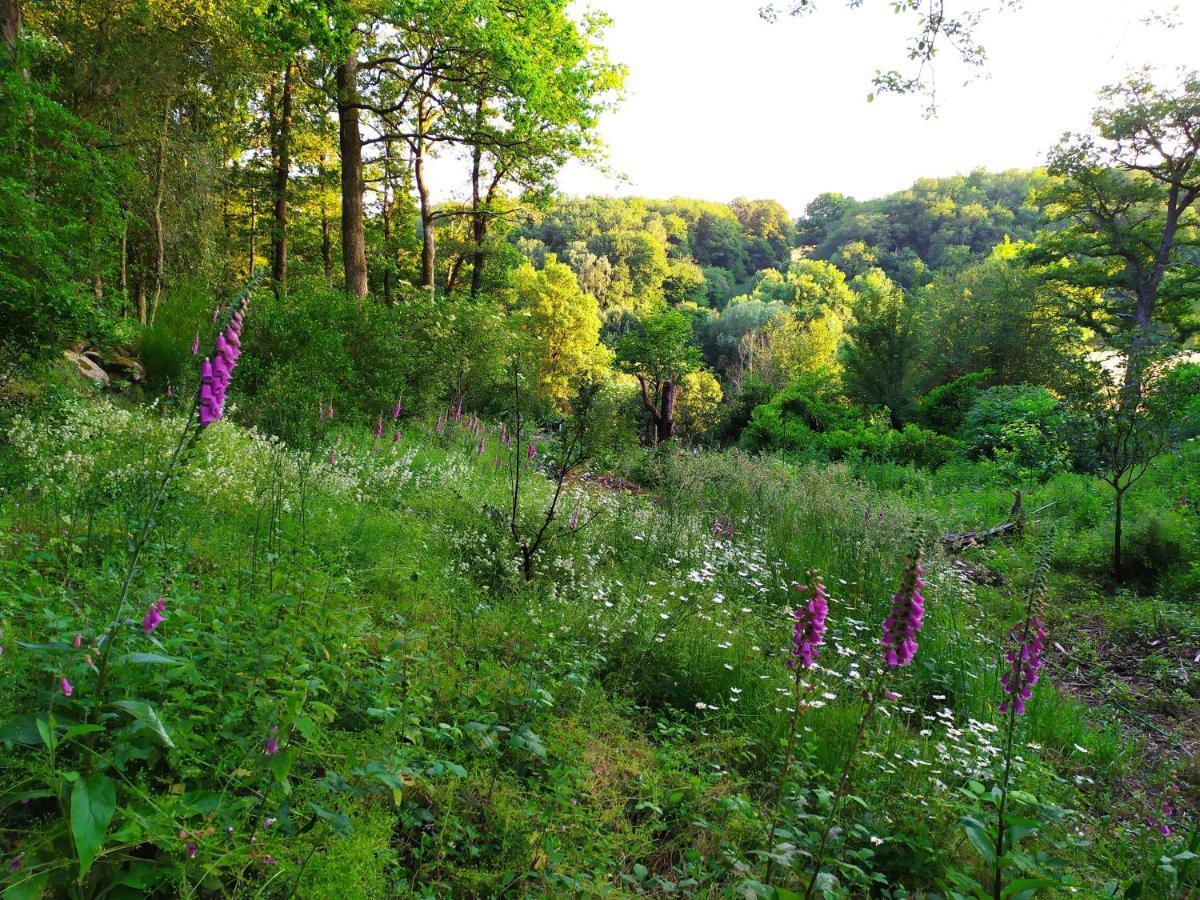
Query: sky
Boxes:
[{"xmin": 549, "ymin": 0, "xmax": 1200, "ymax": 215}]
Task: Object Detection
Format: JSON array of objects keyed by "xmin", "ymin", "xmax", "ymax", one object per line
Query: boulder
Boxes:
[{"xmin": 64, "ymin": 350, "xmax": 110, "ymax": 386}]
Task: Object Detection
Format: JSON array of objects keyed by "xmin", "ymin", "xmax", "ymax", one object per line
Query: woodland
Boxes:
[{"xmin": 0, "ymin": 1, "xmax": 1198, "ymax": 897}]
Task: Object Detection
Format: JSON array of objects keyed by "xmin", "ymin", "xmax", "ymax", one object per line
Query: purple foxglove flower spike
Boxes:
[
  {"xmin": 999, "ymin": 592, "xmax": 1047, "ymax": 715},
  {"xmin": 61, "ymin": 677, "xmax": 73, "ymax": 697},
  {"xmin": 374, "ymin": 414, "xmax": 383, "ymax": 440},
  {"xmin": 570, "ymin": 508, "xmax": 580, "ymax": 530},
  {"xmin": 880, "ymin": 550, "xmax": 925, "ymax": 668},
  {"xmin": 788, "ymin": 572, "xmax": 829, "ymax": 669},
  {"xmin": 527, "ymin": 440, "xmax": 537, "ymax": 461},
  {"xmin": 392, "ymin": 399, "xmax": 402, "ymax": 418},
  {"xmin": 142, "ymin": 600, "xmax": 165, "ymax": 634},
  {"xmin": 199, "ymin": 359, "xmax": 217, "ymax": 427},
  {"xmin": 191, "ymin": 331, "xmax": 200, "ymax": 355},
  {"xmin": 393, "ymin": 430, "xmax": 401, "ymax": 443}
]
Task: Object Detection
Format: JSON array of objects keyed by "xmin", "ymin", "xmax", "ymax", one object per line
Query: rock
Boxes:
[
  {"xmin": 63, "ymin": 350, "xmax": 110, "ymax": 386},
  {"xmin": 98, "ymin": 348, "xmax": 145, "ymax": 383}
]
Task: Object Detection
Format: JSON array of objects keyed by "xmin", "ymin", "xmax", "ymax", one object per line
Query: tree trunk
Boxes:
[
  {"xmin": 657, "ymin": 378, "xmax": 678, "ymax": 444},
  {"xmin": 319, "ymin": 153, "xmax": 332, "ymax": 281},
  {"xmin": 1113, "ymin": 487, "xmax": 1124, "ymax": 576},
  {"xmin": 414, "ymin": 103, "xmax": 435, "ymax": 294},
  {"xmin": 1, "ymin": 0, "xmax": 19, "ymax": 66},
  {"xmin": 336, "ymin": 57, "xmax": 368, "ymax": 298},
  {"xmin": 248, "ymin": 187, "xmax": 257, "ymax": 275},
  {"xmin": 271, "ymin": 60, "xmax": 293, "ymax": 298},
  {"xmin": 149, "ymin": 101, "xmax": 169, "ymax": 323},
  {"xmin": 469, "ymin": 98, "xmax": 486, "ymax": 300},
  {"xmin": 381, "ymin": 173, "xmax": 392, "ymax": 306},
  {"xmin": 134, "ymin": 266, "xmax": 146, "ymax": 325},
  {"xmin": 119, "ymin": 215, "xmax": 128, "ymax": 311}
]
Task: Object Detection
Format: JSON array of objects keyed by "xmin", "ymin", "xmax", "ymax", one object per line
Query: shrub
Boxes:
[
  {"xmin": 916, "ymin": 369, "xmax": 992, "ymax": 435},
  {"xmin": 741, "ymin": 378, "xmax": 957, "ymax": 469},
  {"xmin": 1123, "ymin": 513, "xmax": 1187, "ymax": 594},
  {"xmin": 959, "ymin": 384, "xmax": 1071, "ymax": 480}
]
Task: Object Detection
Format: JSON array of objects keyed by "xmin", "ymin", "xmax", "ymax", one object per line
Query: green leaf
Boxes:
[
  {"xmin": 35, "ymin": 717, "xmax": 54, "ymax": 752},
  {"xmin": 114, "ymin": 653, "xmax": 185, "ymax": 666},
  {"xmin": 3, "ymin": 872, "xmax": 50, "ymax": 900},
  {"xmin": 16, "ymin": 641, "xmax": 75, "ymax": 652},
  {"xmin": 71, "ymin": 773, "xmax": 117, "ymax": 879},
  {"xmin": 1001, "ymin": 878, "xmax": 1060, "ymax": 898},
  {"xmin": 60, "ymin": 724, "xmax": 106, "ymax": 742},
  {"xmin": 271, "ymin": 750, "xmax": 293, "ymax": 795},
  {"xmin": 959, "ymin": 820, "xmax": 997, "ymax": 866},
  {"xmin": 108, "ymin": 701, "xmax": 174, "ymax": 748}
]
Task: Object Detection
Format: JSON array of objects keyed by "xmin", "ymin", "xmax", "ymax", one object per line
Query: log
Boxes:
[{"xmin": 940, "ymin": 490, "xmax": 1057, "ymax": 553}]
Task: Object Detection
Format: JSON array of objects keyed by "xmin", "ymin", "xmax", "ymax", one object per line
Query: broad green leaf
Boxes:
[
  {"xmin": 114, "ymin": 653, "xmax": 184, "ymax": 666},
  {"xmin": 1001, "ymin": 877, "xmax": 1060, "ymax": 898},
  {"xmin": 108, "ymin": 701, "xmax": 174, "ymax": 748},
  {"xmin": 3, "ymin": 872, "xmax": 50, "ymax": 899},
  {"xmin": 71, "ymin": 773, "xmax": 117, "ymax": 879},
  {"xmin": 961, "ymin": 823, "xmax": 997, "ymax": 866},
  {"xmin": 270, "ymin": 750, "xmax": 293, "ymax": 795},
  {"xmin": 16, "ymin": 641, "xmax": 75, "ymax": 652}
]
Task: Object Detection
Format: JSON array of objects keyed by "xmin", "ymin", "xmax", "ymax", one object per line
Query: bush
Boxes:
[
  {"xmin": 916, "ymin": 370, "xmax": 992, "ymax": 435},
  {"xmin": 1123, "ymin": 513, "xmax": 1187, "ymax": 595},
  {"xmin": 234, "ymin": 284, "xmax": 508, "ymax": 446},
  {"xmin": 959, "ymin": 384, "xmax": 1071, "ymax": 480},
  {"xmin": 741, "ymin": 378, "xmax": 958, "ymax": 469},
  {"xmin": 136, "ymin": 279, "xmax": 222, "ymax": 395}
]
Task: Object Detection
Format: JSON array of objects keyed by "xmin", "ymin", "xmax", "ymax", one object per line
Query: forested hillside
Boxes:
[{"xmin": 1, "ymin": 2, "xmax": 1198, "ymax": 897}]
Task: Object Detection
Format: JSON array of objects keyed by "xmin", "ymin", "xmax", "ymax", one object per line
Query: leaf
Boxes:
[
  {"xmin": 108, "ymin": 701, "xmax": 174, "ymax": 748},
  {"xmin": 16, "ymin": 641, "xmax": 75, "ymax": 653},
  {"xmin": 114, "ymin": 653, "xmax": 185, "ymax": 666},
  {"xmin": 60, "ymin": 724, "xmax": 106, "ymax": 742},
  {"xmin": 3, "ymin": 872, "xmax": 50, "ymax": 899},
  {"xmin": 0, "ymin": 714, "xmax": 46, "ymax": 746},
  {"xmin": 35, "ymin": 717, "xmax": 54, "ymax": 752},
  {"xmin": 1001, "ymin": 878, "xmax": 1060, "ymax": 898},
  {"xmin": 71, "ymin": 773, "xmax": 117, "ymax": 879},
  {"xmin": 959, "ymin": 819, "xmax": 997, "ymax": 866},
  {"xmin": 270, "ymin": 750, "xmax": 293, "ymax": 795}
]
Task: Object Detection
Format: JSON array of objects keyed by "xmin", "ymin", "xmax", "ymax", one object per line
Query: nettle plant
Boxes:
[{"xmin": 2, "ymin": 278, "xmax": 260, "ymax": 895}]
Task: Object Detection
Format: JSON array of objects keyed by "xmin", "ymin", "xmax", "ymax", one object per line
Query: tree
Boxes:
[
  {"xmin": 1066, "ymin": 357, "xmax": 1189, "ymax": 575},
  {"xmin": 840, "ymin": 268, "xmax": 922, "ymax": 427},
  {"xmin": 760, "ymin": 0, "xmax": 1024, "ymax": 113},
  {"xmin": 922, "ymin": 239, "xmax": 1076, "ymax": 386},
  {"xmin": 675, "ymin": 370, "xmax": 724, "ymax": 441},
  {"xmin": 1037, "ymin": 70, "xmax": 1200, "ymax": 392},
  {"xmin": 616, "ymin": 306, "xmax": 703, "ymax": 444},
  {"xmin": 508, "ymin": 255, "xmax": 611, "ymax": 410}
]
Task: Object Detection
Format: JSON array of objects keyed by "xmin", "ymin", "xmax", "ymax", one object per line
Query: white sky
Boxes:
[{"xmin": 550, "ymin": 0, "xmax": 1200, "ymax": 215}]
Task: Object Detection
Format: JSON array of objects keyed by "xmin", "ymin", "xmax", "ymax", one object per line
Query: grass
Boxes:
[{"xmin": 0, "ymin": 368, "xmax": 1195, "ymax": 896}]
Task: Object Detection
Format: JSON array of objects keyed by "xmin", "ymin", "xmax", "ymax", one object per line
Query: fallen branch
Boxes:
[{"xmin": 940, "ymin": 490, "xmax": 1059, "ymax": 553}]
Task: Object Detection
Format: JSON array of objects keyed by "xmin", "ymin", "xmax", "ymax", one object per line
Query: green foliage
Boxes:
[
  {"xmin": 799, "ymin": 170, "xmax": 1050, "ymax": 289},
  {"xmin": 840, "ymin": 268, "xmax": 922, "ymax": 426},
  {"xmin": 0, "ymin": 71, "xmax": 128, "ymax": 355},
  {"xmin": 917, "ymin": 370, "xmax": 993, "ymax": 435},
  {"xmin": 959, "ymin": 385, "xmax": 1072, "ymax": 480}
]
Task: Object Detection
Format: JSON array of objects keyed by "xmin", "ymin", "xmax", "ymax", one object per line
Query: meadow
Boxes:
[{"xmin": 1, "ymin": 358, "xmax": 1195, "ymax": 898}]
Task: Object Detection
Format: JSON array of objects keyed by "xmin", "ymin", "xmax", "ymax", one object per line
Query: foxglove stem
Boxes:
[
  {"xmin": 992, "ymin": 581, "xmax": 1047, "ymax": 898},
  {"xmin": 764, "ymin": 663, "xmax": 809, "ymax": 887},
  {"xmin": 803, "ymin": 677, "xmax": 887, "ymax": 900},
  {"xmin": 91, "ymin": 273, "xmax": 259, "ymax": 725}
]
